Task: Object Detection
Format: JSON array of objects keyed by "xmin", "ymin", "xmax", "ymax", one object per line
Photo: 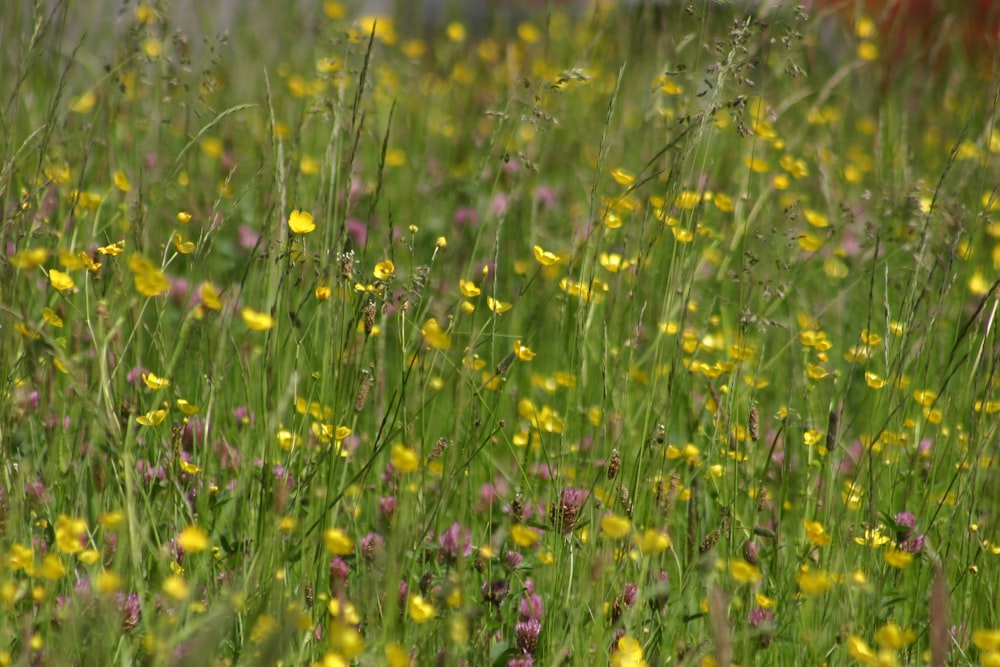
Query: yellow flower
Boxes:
[
  {"xmin": 142, "ymin": 372, "xmax": 170, "ymax": 390},
  {"xmin": 373, "ymin": 260, "xmax": 395, "ymax": 279},
  {"xmin": 315, "ymin": 284, "xmax": 332, "ymax": 301},
  {"xmin": 176, "ymin": 211, "xmax": 192, "ymax": 224},
  {"xmin": 199, "ymin": 137, "xmax": 223, "ymax": 158},
  {"xmin": 796, "ymin": 566, "xmax": 831, "ymax": 595},
  {"xmin": 459, "ymin": 279, "xmax": 481, "ymax": 297},
  {"xmin": 804, "ymin": 519, "xmax": 832, "ymax": 546},
  {"xmin": 143, "ymin": 37, "xmax": 162, "ymax": 58},
  {"xmin": 865, "ymin": 372, "xmax": 886, "ymax": 389},
  {"xmin": 98, "ymin": 241, "xmax": 125, "ymax": 256},
  {"xmin": 177, "ymin": 525, "xmax": 210, "ymax": 553},
  {"xmin": 95, "ymin": 571, "xmax": 122, "ymax": 595},
  {"xmin": 875, "ymin": 623, "xmax": 917, "ymax": 649},
  {"xmin": 633, "ymin": 528, "xmax": 670, "ymax": 555},
  {"xmin": 858, "ymin": 41, "xmax": 879, "ymax": 61},
  {"xmin": 173, "ymin": 398, "xmax": 198, "ymax": 415},
  {"xmin": 128, "ymin": 255, "xmax": 170, "ymax": 297},
  {"xmin": 172, "ymin": 232, "xmax": 195, "ymax": 254},
  {"xmin": 804, "ymin": 209, "xmax": 829, "ymax": 227},
  {"xmin": 973, "ymin": 629, "xmax": 1000, "ymax": 652},
  {"xmin": 324, "ymin": 528, "xmax": 354, "ymax": 555},
  {"xmin": 848, "ymin": 635, "xmax": 876, "ymax": 664},
  {"xmin": 674, "ymin": 191, "xmax": 701, "ymax": 209},
  {"xmin": 611, "ymin": 636, "xmax": 649, "ymax": 667},
  {"xmin": 883, "ymin": 548, "xmax": 913, "ymax": 569},
  {"xmin": 611, "ymin": 167, "xmax": 635, "ymax": 185},
  {"xmin": 288, "ymin": 209, "xmax": 316, "ymax": 234},
  {"xmin": 601, "ymin": 514, "xmax": 631, "ymax": 539},
  {"xmin": 803, "ymin": 429, "xmax": 824, "ymax": 446},
  {"xmin": 730, "ymin": 558, "xmax": 762, "ymax": 584},
  {"xmin": 136, "ymin": 409, "xmax": 167, "ymax": 426},
  {"xmin": 408, "ymin": 594, "xmax": 435, "ymax": 623},
  {"xmin": 199, "ymin": 282, "xmax": 223, "ymax": 310},
  {"xmin": 391, "ymin": 444, "xmax": 420, "ymax": 473},
  {"xmin": 55, "ymin": 516, "xmax": 88, "ymax": 554},
  {"xmin": 421, "ymin": 318, "xmax": 451, "ymax": 350},
  {"xmin": 806, "ymin": 362, "xmax": 829, "ymax": 380},
  {"xmin": 242, "ymin": 308, "xmax": 276, "ymax": 331},
  {"xmin": 113, "ymin": 171, "xmax": 131, "ymax": 192},
  {"xmin": 799, "ymin": 234, "xmax": 823, "ymax": 252},
  {"xmin": 744, "ymin": 155, "xmax": 770, "ymax": 173},
  {"xmin": 37, "ymin": 554, "xmax": 67, "ymax": 580},
  {"xmin": 517, "ymin": 21, "xmax": 541, "ymax": 43},
  {"xmin": 70, "ymin": 89, "xmax": 97, "ymax": 113},
  {"xmin": 49, "ymin": 269, "xmax": 75, "ymax": 292},
  {"xmin": 163, "ymin": 574, "xmax": 190, "ymax": 600},
  {"xmin": 11, "ymin": 247, "xmax": 50, "ymax": 270},
  {"xmin": 511, "ymin": 524, "xmax": 540, "ymax": 548},
  {"xmin": 714, "ymin": 192, "xmax": 734, "ymax": 211},
  {"xmin": 328, "ymin": 598, "xmax": 361, "ymax": 624},
  {"xmin": 599, "ymin": 253, "xmax": 624, "ymax": 272},
  {"xmin": 533, "ymin": 245, "xmax": 559, "ymax": 266},
  {"xmin": 486, "ymin": 296, "xmax": 512, "ymax": 313},
  {"xmin": 671, "ymin": 226, "xmax": 693, "ymax": 243},
  {"xmin": 514, "ymin": 340, "xmax": 535, "ymax": 361}
]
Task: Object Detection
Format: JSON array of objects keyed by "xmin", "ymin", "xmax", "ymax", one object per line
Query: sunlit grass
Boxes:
[{"xmin": 2, "ymin": 1, "xmax": 1000, "ymax": 665}]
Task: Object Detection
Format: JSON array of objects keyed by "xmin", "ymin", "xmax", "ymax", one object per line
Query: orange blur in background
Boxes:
[{"xmin": 812, "ymin": 0, "xmax": 1000, "ymax": 60}]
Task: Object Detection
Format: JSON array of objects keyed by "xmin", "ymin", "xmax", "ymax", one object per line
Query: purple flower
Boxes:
[
  {"xmin": 233, "ymin": 406, "xmax": 255, "ymax": 426},
  {"xmin": 748, "ymin": 607, "xmax": 775, "ymax": 648},
  {"xmin": 360, "ymin": 533, "xmax": 385, "ymax": 563},
  {"xmin": 503, "ymin": 551, "xmax": 523, "ymax": 573},
  {"xmin": 238, "ymin": 225, "xmax": 260, "ymax": 250},
  {"xmin": 743, "ymin": 540, "xmax": 761, "ymax": 565},
  {"xmin": 116, "ymin": 593, "xmax": 142, "ymax": 631},
  {"xmin": 439, "ymin": 522, "xmax": 472, "ymax": 564},
  {"xmin": 894, "ymin": 511, "xmax": 916, "ymax": 531},
  {"xmin": 453, "ymin": 206, "xmax": 480, "ymax": 228},
  {"xmin": 169, "ymin": 278, "xmax": 189, "ymax": 303},
  {"xmin": 135, "ymin": 460, "xmax": 165, "ymax": 484},
  {"xmin": 893, "ymin": 511, "xmax": 924, "ymax": 553},
  {"xmin": 15, "ymin": 387, "xmax": 39, "ymax": 413},
  {"xmin": 126, "ymin": 366, "xmax": 149, "ymax": 385},
  {"xmin": 550, "ymin": 488, "xmax": 588, "ymax": 534},
  {"xmin": 329, "ymin": 558, "xmax": 349, "ymax": 590},
  {"xmin": 507, "ymin": 657, "xmax": 533, "ymax": 667},
  {"xmin": 478, "ymin": 478, "xmax": 509, "ymax": 509},
  {"xmin": 490, "ymin": 193, "xmax": 509, "ymax": 217},
  {"xmin": 346, "ymin": 218, "xmax": 367, "ymax": 247},
  {"xmin": 748, "ymin": 606, "xmax": 774, "ymax": 627},
  {"xmin": 622, "ymin": 583, "xmax": 638, "ymax": 607},
  {"xmin": 25, "ymin": 480, "xmax": 50, "ymax": 505},
  {"xmin": 518, "ymin": 581, "xmax": 543, "ymax": 621},
  {"xmin": 379, "ymin": 497, "xmax": 396, "ymax": 521},
  {"xmin": 482, "ymin": 579, "xmax": 509, "ymax": 606},
  {"xmin": 535, "ymin": 185, "xmax": 557, "ymax": 209},
  {"xmin": 515, "ymin": 617, "xmax": 542, "ymax": 654}
]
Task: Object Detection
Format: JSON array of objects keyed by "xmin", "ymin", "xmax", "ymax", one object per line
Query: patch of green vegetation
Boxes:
[{"xmin": 2, "ymin": 1, "xmax": 999, "ymax": 665}]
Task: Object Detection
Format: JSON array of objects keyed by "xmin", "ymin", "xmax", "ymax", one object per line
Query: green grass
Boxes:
[{"xmin": 2, "ymin": 1, "xmax": 1000, "ymax": 665}]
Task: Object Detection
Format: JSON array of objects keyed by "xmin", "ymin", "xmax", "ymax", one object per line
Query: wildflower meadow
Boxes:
[{"xmin": 2, "ymin": 1, "xmax": 1000, "ymax": 665}]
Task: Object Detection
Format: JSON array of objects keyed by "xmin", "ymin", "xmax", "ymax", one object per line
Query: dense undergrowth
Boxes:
[{"xmin": 2, "ymin": 1, "xmax": 1000, "ymax": 665}]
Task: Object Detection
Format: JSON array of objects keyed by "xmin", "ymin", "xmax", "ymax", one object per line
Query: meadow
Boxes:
[{"xmin": 2, "ymin": 1, "xmax": 1000, "ymax": 665}]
